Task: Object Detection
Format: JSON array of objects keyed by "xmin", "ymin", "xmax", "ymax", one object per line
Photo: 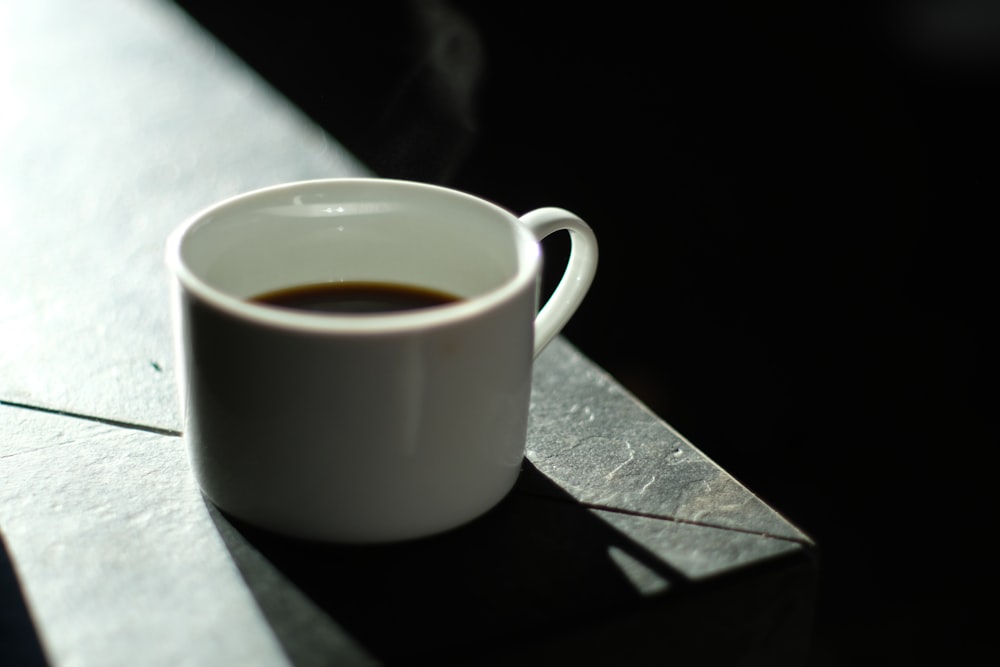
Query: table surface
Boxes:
[{"xmin": 0, "ymin": 1, "xmax": 818, "ymax": 665}]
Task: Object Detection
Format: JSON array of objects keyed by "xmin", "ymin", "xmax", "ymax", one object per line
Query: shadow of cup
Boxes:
[{"xmin": 206, "ymin": 460, "xmax": 688, "ymax": 666}]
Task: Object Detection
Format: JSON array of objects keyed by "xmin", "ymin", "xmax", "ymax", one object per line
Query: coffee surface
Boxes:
[{"xmin": 250, "ymin": 281, "xmax": 461, "ymax": 314}]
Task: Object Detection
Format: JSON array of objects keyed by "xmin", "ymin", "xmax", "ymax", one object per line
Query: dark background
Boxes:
[{"xmin": 174, "ymin": 1, "xmax": 997, "ymax": 663}]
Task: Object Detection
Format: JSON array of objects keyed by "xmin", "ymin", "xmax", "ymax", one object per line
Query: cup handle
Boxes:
[{"xmin": 519, "ymin": 207, "xmax": 599, "ymax": 357}]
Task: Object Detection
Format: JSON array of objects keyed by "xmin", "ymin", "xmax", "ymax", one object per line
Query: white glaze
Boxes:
[{"xmin": 166, "ymin": 178, "xmax": 597, "ymax": 542}]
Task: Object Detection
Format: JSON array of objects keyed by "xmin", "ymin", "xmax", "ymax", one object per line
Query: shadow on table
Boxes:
[
  {"xmin": 0, "ymin": 533, "xmax": 48, "ymax": 667},
  {"xmin": 207, "ymin": 460, "xmax": 690, "ymax": 666}
]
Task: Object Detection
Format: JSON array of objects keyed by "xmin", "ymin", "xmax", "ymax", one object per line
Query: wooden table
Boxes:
[{"xmin": 0, "ymin": 1, "xmax": 818, "ymax": 664}]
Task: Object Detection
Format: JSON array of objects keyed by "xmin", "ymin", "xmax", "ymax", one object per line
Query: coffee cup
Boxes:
[{"xmin": 166, "ymin": 178, "xmax": 597, "ymax": 542}]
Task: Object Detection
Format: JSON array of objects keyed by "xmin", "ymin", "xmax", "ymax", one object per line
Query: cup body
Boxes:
[{"xmin": 167, "ymin": 178, "xmax": 583, "ymax": 542}]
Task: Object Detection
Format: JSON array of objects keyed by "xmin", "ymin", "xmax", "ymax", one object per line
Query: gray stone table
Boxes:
[{"xmin": 0, "ymin": 1, "xmax": 818, "ymax": 665}]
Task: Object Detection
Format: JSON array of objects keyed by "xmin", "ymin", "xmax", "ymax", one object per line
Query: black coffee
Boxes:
[{"xmin": 250, "ymin": 281, "xmax": 462, "ymax": 314}]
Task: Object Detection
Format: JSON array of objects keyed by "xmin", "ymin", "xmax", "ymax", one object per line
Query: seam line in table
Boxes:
[
  {"xmin": 0, "ymin": 401, "xmax": 810, "ymax": 547},
  {"xmin": 522, "ymin": 492, "xmax": 814, "ymax": 547},
  {"xmin": 0, "ymin": 400, "xmax": 181, "ymax": 438}
]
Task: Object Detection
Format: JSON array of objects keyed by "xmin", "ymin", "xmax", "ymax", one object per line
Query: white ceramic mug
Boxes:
[{"xmin": 166, "ymin": 178, "xmax": 597, "ymax": 543}]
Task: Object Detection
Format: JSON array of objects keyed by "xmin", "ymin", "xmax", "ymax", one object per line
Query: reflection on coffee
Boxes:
[{"xmin": 250, "ymin": 281, "xmax": 461, "ymax": 314}]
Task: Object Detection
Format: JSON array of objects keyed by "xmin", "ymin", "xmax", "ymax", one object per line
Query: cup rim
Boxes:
[{"xmin": 165, "ymin": 178, "xmax": 542, "ymax": 334}]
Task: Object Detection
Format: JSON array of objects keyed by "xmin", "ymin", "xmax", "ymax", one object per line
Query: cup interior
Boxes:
[{"xmin": 170, "ymin": 179, "xmax": 540, "ymax": 325}]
